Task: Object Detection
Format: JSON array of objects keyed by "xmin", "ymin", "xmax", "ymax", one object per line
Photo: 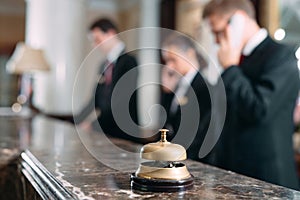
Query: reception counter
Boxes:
[{"xmin": 1, "ymin": 114, "xmax": 300, "ymax": 199}]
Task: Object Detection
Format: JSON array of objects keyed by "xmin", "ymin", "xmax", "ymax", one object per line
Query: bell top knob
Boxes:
[
  {"xmin": 140, "ymin": 129, "xmax": 187, "ymax": 161},
  {"xmin": 159, "ymin": 129, "xmax": 168, "ymax": 143}
]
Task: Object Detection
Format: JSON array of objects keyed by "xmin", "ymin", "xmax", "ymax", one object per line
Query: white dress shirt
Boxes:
[
  {"xmin": 170, "ymin": 68, "xmax": 198, "ymax": 113},
  {"xmin": 243, "ymin": 28, "xmax": 268, "ymax": 56},
  {"xmin": 107, "ymin": 41, "xmax": 125, "ymax": 64}
]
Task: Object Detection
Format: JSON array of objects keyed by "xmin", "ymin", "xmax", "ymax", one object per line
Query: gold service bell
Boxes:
[{"xmin": 130, "ymin": 129, "xmax": 194, "ymax": 192}]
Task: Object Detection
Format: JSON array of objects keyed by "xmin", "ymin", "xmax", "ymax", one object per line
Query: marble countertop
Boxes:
[{"xmin": 1, "ymin": 114, "xmax": 300, "ymax": 199}]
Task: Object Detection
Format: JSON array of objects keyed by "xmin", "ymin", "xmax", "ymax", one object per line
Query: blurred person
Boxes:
[
  {"xmin": 203, "ymin": 0, "xmax": 300, "ymax": 189},
  {"xmin": 160, "ymin": 34, "xmax": 212, "ymax": 162},
  {"xmin": 294, "ymin": 93, "xmax": 300, "ymax": 126},
  {"xmin": 76, "ymin": 18, "xmax": 139, "ymax": 142}
]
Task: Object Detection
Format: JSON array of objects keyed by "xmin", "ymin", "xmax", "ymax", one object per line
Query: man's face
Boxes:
[
  {"xmin": 90, "ymin": 28, "xmax": 110, "ymax": 47},
  {"xmin": 207, "ymin": 13, "xmax": 231, "ymax": 44},
  {"xmin": 89, "ymin": 28, "xmax": 115, "ymax": 52},
  {"xmin": 162, "ymin": 45, "xmax": 195, "ymax": 76}
]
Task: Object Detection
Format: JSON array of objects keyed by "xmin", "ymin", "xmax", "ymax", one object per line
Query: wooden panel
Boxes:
[
  {"xmin": 0, "ymin": 14, "xmax": 25, "ymax": 55},
  {"xmin": 258, "ymin": 0, "xmax": 280, "ymax": 36},
  {"xmin": 175, "ymin": 0, "xmax": 202, "ymax": 37}
]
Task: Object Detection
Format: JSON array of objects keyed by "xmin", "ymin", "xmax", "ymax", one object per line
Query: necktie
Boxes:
[
  {"xmin": 239, "ymin": 54, "xmax": 245, "ymax": 65},
  {"xmin": 170, "ymin": 78, "xmax": 189, "ymax": 114},
  {"xmin": 104, "ymin": 62, "xmax": 114, "ymax": 85}
]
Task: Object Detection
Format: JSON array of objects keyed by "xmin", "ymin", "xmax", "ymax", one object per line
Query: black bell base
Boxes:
[{"xmin": 130, "ymin": 173, "xmax": 193, "ymax": 192}]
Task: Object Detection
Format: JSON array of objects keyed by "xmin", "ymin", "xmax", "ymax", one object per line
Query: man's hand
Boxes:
[
  {"xmin": 79, "ymin": 121, "xmax": 93, "ymax": 132},
  {"xmin": 218, "ymin": 25, "xmax": 243, "ymax": 69}
]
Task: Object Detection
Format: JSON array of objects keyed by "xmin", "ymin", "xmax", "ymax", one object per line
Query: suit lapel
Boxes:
[
  {"xmin": 111, "ymin": 49, "xmax": 126, "ymax": 85},
  {"xmin": 171, "ymin": 73, "xmax": 201, "ymax": 116},
  {"xmin": 240, "ymin": 36, "xmax": 272, "ymax": 80}
]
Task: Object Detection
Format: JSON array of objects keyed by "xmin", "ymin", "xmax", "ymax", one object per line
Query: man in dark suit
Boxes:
[
  {"xmin": 77, "ymin": 18, "xmax": 139, "ymax": 142},
  {"xmin": 160, "ymin": 34, "xmax": 212, "ymax": 162},
  {"xmin": 203, "ymin": 0, "xmax": 300, "ymax": 189}
]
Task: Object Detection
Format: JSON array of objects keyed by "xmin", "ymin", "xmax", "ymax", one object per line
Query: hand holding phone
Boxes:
[
  {"xmin": 228, "ymin": 12, "xmax": 245, "ymax": 48},
  {"xmin": 217, "ymin": 12, "xmax": 246, "ymax": 69}
]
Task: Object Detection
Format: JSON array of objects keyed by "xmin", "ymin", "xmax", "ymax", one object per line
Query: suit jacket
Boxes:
[
  {"xmin": 96, "ymin": 53, "xmax": 139, "ymax": 140},
  {"xmin": 216, "ymin": 36, "xmax": 300, "ymax": 189},
  {"xmin": 78, "ymin": 53, "xmax": 139, "ymax": 142},
  {"xmin": 161, "ymin": 72, "xmax": 212, "ymax": 161}
]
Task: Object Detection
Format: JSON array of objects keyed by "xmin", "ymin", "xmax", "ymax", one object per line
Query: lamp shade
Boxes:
[{"xmin": 6, "ymin": 42, "xmax": 50, "ymax": 74}]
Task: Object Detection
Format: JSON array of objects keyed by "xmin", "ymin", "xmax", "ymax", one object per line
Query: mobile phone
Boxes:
[{"xmin": 228, "ymin": 13, "xmax": 245, "ymax": 48}]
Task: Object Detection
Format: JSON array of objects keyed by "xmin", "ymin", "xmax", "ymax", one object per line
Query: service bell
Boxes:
[{"xmin": 130, "ymin": 129, "xmax": 193, "ymax": 192}]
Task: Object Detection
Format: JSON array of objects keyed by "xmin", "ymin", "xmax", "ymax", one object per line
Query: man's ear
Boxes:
[
  {"xmin": 187, "ymin": 48, "xmax": 197, "ymax": 59},
  {"xmin": 106, "ymin": 29, "xmax": 117, "ymax": 36}
]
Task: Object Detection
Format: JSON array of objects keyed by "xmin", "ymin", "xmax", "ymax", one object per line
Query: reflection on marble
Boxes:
[
  {"xmin": 0, "ymin": 148, "xmax": 23, "ymax": 200},
  {"xmin": 1, "ymin": 115, "xmax": 300, "ymax": 199}
]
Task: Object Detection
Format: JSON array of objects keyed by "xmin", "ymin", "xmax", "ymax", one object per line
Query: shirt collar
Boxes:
[
  {"xmin": 107, "ymin": 41, "xmax": 125, "ymax": 63},
  {"xmin": 180, "ymin": 67, "xmax": 198, "ymax": 86},
  {"xmin": 243, "ymin": 28, "xmax": 268, "ymax": 56}
]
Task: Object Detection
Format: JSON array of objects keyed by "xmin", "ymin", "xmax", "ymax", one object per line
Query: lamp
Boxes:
[
  {"xmin": 5, "ymin": 42, "xmax": 50, "ymax": 113},
  {"xmin": 6, "ymin": 42, "xmax": 50, "ymax": 74}
]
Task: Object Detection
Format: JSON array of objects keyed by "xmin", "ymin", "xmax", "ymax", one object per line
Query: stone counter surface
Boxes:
[{"xmin": 1, "ymin": 114, "xmax": 300, "ymax": 199}]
